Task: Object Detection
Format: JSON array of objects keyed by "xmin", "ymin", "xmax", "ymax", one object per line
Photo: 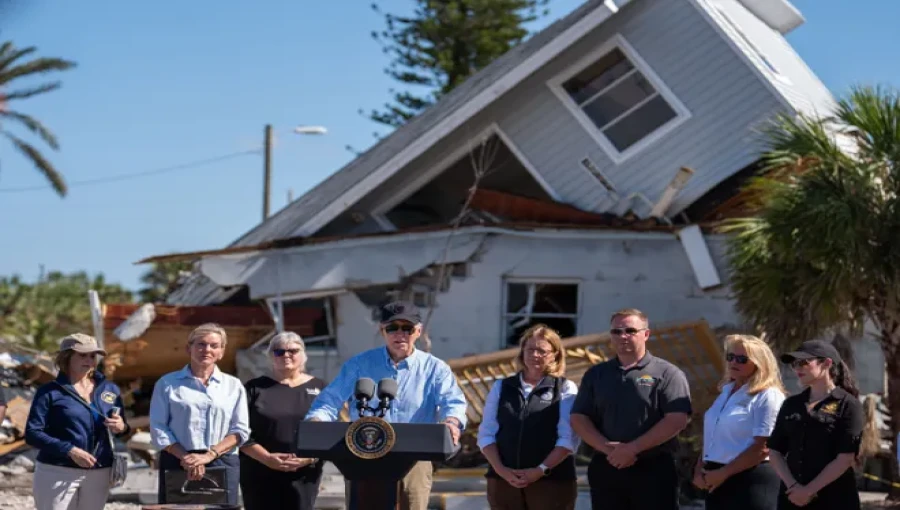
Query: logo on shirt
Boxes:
[
  {"xmin": 346, "ymin": 416, "xmax": 396, "ymax": 460},
  {"xmin": 539, "ymin": 390, "xmax": 553, "ymax": 402},
  {"xmin": 635, "ymin": 375, "xmax": 656, "ymax": 387},
  {"xmin": 306, "ymin": 387, "xmax": 320, "ymax": 396},
  {"xmin": 100, "ymin": 391, "xmax": 117, "ymax": 404},
  {"xmin": 821, "ymin": 401, "xmax": 838, "ymax": 415}
]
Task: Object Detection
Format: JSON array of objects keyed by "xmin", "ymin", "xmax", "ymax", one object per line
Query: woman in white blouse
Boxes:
[{"xmin": 693, "ymin": 334, "xmax": 787, "ymax": 510}]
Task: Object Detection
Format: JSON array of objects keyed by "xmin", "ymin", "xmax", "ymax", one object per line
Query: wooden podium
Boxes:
[{"xmin": 295, "ymin": 418, "xmax": 457, "ymax": 510}]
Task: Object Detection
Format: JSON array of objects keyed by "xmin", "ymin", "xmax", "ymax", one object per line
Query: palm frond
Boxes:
[
  {"xmin": 2, "ymin": 131, "xmax": 67, "ymax": 196},
  {"xmin": 0, "ymin": 110, "xmax": 59, "ymax": 149},
  {"xmin": 0, "ymin": 57, "xmax": 76, "ymax": 86},
  {"xmin": 0, "ymin": 44, "xmax": 37, "ymax": 72},
  {"xmin": 1, "ymin": 82, "xmax": 61, "ymax": 102}
]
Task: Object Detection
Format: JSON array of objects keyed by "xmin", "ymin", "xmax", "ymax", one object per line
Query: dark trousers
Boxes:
[
  {"xmin": 157, "ymin": 449, "xmax": 240, "ymax": 506},
  {"xmin": 587, "ymin": 453, "xmax": 679, "ymax": 510},
  {"xmin": 486, "ymin": 476, "xmax": 578, "ymax": 510},
  {"xmin": 704, "ymin": 461, "xmax": 780, "ymax": 510}
]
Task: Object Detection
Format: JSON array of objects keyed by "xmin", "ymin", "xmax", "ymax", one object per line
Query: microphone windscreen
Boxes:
[
  {"xmin": 354, "ymin": 378, "xmax": 376, "ymax": 400},
  {"xmin": 377, "ymin": 378, "xmax": 399, "ymax": 399}
]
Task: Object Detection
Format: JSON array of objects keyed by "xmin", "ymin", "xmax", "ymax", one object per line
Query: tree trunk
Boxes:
[{"xmin": 883, "ymin": 331, "xmax": 900, "ymax": 500}]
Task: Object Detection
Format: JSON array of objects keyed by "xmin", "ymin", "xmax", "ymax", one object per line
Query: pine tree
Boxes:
[{"xmin": 367, "ymin": 0, "xmax": 549, "ymax": 128}]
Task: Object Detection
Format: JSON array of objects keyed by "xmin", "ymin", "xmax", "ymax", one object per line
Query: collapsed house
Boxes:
[{"xmin": 125, "ymin": 0, "xmax": 883, "ymax": 395}]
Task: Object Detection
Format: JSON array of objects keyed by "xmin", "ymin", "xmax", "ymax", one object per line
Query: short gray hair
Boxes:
[
  {"xmin": 267, "ymin": 331, "xmax": 307, "ymax": 372},
  {"xmin": 189, "ymin": 323, "xmax": 228, "ymax": 347}
]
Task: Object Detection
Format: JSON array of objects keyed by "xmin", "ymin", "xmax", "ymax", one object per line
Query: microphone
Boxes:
[
  {"xmin": 354, "ymin": 378, "xmax": 376, "ymax": 416},
  {"xmin": 375, "ymin": 378, "xmax": 398, "ymax": 417}
]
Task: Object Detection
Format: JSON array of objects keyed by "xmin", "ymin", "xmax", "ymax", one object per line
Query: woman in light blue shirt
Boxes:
[{"xmin": 149, "ymin": 323, "xmax": 250, "ymax": 505}]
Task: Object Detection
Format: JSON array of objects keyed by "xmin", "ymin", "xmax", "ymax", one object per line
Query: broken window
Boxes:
[
  {"xmin": 279, "ymin": 297, "xmax": 337, "ymax": 350},
  {"xmin": 502, "ymin": 281, "xmax": 579, "ymax": 348}
]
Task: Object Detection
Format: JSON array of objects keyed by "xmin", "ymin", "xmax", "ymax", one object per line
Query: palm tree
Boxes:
[
  {"xmin": 723, "ymin": 85, "xmax": 900, "ymax": 498},
  {"xmin": 0, "ymin": 39, "xmax": 76, "ymax": 196}
]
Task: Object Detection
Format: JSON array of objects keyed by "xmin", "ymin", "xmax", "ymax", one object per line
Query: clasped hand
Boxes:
[
  {"xmin": 181, "ymin": 450, "xmax": 217, "ymax": 481},
  {"xmin": 265, "ymin": 452, "xmax": 316, "ymax": 472},
  {"xmin": 498, "ymin": 466, "xmax": 543, "ymax": 488},
  {"xmin": 605, "ymin": 442, "xmax": 638, "ymax": 469}
]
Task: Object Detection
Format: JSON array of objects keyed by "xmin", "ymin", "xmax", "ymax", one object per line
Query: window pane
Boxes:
[
  {"xmin": 562, "ymin": 49, "xmax": 633, "ymax": 104},
  {"xmin": 603, "ymin": 94, "xmax": 678, "ymax": 151},
  {"xmin": 505, "ymin": 316, "xmax": 578, "ymax": 347},
  {"xmin": 505, "ymin": 283, "xmax": 529, "ymax": 314},
  {"xmin": 581, "ymin": 72, "xmax": 656, "ymax": 129},
  {"xmin": 532, "ymin": 284, "xmax": 578, "ymax": 314}
]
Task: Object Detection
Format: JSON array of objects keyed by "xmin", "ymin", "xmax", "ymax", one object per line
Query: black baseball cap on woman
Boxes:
[{"xmin": 780, "ymin": 340, "xmax": 842, "ymax": 364}]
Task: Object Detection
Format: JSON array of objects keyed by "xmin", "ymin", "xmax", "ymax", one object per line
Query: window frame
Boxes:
[
  {"xmin": 548, "ymin": 34, "xmax": 691, "ymax": 164},
  {"xmin": 500, "ymin": 278, "xmax": 582, "ymax": 350}
]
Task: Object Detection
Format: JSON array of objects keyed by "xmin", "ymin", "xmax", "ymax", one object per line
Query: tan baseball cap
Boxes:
[{"xmin": 58, "ymin": 333, "xmax": 107, "ymax": 356}]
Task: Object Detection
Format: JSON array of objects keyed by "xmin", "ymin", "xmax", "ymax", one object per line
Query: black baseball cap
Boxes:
[
  {"xmin": 780, "ymin": 340, "xmax": 842, "ymax": 364},
  {"xmin": 380, "ymin": 301, "xmax": 421, "ymax": 324}
]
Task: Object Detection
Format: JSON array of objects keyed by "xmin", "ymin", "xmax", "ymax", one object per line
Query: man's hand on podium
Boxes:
[{"xmin": 443, "ymin": 418, "xmax": 461, "ymax": 445}]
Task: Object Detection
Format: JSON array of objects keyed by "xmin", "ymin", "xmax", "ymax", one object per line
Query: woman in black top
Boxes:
[
  {"xmin": 239, "ymin": 332, "xmax": 326, "ymax": 510},
  {"xmin": 768, "ymin": 340, "xmax": 865, "ymax": 509}
]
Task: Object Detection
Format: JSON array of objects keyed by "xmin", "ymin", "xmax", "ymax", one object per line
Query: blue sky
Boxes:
[{"xmin": 1, "ymin": 0, "xmax": 898, "ymax": 292}]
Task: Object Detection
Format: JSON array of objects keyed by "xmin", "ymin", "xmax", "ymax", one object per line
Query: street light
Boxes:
[
  {"xmin": 263, "ymin": 123, "xmax": 328, "ymax": 221},
  {"xmin": 294, "ymin": 125, "xmax": 328, "ymax": 135}
]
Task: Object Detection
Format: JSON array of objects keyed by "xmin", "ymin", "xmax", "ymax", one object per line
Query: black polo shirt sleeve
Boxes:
[
  {"xmin": 571, "ymin": 365, "xmax": 597, "ymax": 417},
  {"xmin": 835, "ymin": 397, "xmax": 864, "ymax": 454},
  {"xmin": 766, "ymin": 399, "xmax": 790, "ymax": 454},
  {"xmin": 658, "ymin": 366, "xmax": 692, "ymax": 416}
]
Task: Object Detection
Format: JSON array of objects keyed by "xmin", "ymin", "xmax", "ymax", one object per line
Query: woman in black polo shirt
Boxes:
[
  {"xmin": 477, "ymin": 324, "xmax": 579, "ymax": 510},
  {"xmin": 768, "ymin": 340, "xmax": 864, "ymax": 509}
]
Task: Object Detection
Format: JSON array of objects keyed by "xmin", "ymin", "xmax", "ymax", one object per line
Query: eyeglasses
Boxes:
[
  {"xmin": 273, "ymin": 348, "xmax": 302, "ymax": 357},
  {"xmin": 726, "ymin": 353, "xmax": 749, "ymax": 364},
  {"xmin": 525, "ymin": 347, "xmax": 552, "ymax": 357},
  {"xmin": 610, "ymin": 327, "xmax": 647, "ymax": 336},
  {"xmin": 384, "ymin": 323, "xmax": 415, "ymax": 334}
]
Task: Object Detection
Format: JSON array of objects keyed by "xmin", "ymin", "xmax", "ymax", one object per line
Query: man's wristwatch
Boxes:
[{"xmin": 538, "ymin": 463, "xmax": 550, "ymax": 476}]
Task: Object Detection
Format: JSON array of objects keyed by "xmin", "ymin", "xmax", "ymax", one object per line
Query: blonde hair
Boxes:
[
  {"xmin": 610, "ymin": 308, "xmax": 649, "ymax": 327},
  {"xmin": 188, "ymin": 323, "xmax": 228, "ymax": 347},
  {"xmin": 719, "ymin": 334, "xmax": 786, "ymax": 395},
  {"xmin": 515, "ymin": 324, "xmax": 566, "ymax": 377},
  {"xmin": 267, "ymin": 331, "xmax": 308, "ymax": 373}
]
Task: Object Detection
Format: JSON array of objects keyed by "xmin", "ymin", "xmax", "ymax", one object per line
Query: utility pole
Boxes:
[{"xmin": 262, "ymin": 124, "xmax": 273, "ymax": 221}]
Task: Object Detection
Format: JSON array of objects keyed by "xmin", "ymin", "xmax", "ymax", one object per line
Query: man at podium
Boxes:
[{"xmin": 306, "ymin": 301, "xmax": 467, "ymax": 510}]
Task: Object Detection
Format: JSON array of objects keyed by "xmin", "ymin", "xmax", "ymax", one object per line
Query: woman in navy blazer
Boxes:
[{"xmin": 25, "ymin": 333, "xmax": 130, "ymax": 510}]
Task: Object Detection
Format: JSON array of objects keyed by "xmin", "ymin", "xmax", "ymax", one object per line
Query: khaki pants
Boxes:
[
  {"xmin": 33, "ymin": 462, "xmax": 111, "ymax": 510},
  {"xmin": 345, "ymin": 460, "xmax": 434, "ymax": 510},
  {"xmin": 486, "ymin": 477, "xmax": 577, "ymax": 510}
]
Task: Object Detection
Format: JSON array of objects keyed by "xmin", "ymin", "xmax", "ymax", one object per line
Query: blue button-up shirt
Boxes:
[
  {"xmin": 149, "ymin": 365, "xmax": 250, "ymax": 454},
  {"xmin": 306, "ymin": 347, "xmax": 468, "ymax": 428}
]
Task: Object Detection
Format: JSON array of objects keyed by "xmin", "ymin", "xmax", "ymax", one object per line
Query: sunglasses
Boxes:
[
  {"xmin": 384, "ymin": 323, "xmax": 415, "ymax": 334},
  {"xmin": 610, "ymin": 327, "xmax": 647, "ymax": 336},
  {"xmin": 726, "ymin": 353, "xmax": 749, "ymax": 364},
  {"xmin": 790, "ymin": 358, "xmax": 819, "ymax": 369},
  {"xmin": 273, "ymin": 348, "xmax": 302, "ymax": 357}
]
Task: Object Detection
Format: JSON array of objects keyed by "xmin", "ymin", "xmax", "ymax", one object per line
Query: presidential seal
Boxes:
[{"xmin": 345, "ymin": 416, "xmax": 396, "ymax": 459}]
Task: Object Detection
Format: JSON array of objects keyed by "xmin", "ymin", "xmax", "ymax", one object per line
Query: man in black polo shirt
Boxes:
[{"xmin": 571, "ymin": 308, "xmax": 692, "ymax": 510}]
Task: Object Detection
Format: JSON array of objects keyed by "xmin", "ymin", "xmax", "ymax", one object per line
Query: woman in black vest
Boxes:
[{"xmin": 477, "ymin": 323, "xmax": 579, "ymax": 510}]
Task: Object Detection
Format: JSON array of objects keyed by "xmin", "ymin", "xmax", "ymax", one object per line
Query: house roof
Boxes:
[
  {"xmin": 228, "ymin": 0, "xmax": 621, "ymax": 249},
  {"xmin": 140, "ymin": 219, "xmax": 681, "ymax": 266}
]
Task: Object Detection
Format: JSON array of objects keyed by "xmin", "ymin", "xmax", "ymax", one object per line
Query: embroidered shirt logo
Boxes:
[
  {"xmin": 539, "ymin": 391, "xmax": 553, "ymax": 401},
  {"xmin": 821, "ymin": 401, "xmax": 839, "ymax": 415},
  {"xmin": 100, "ymin": 391, "xmax": 117, "ymax": 404},
  {"xmin": 636, "ymin": 375, "xmax": 656, "ymax": 387},
  {"xmin": 306, "ymin": 388, "xmax": 321, "ymax": 396}
]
